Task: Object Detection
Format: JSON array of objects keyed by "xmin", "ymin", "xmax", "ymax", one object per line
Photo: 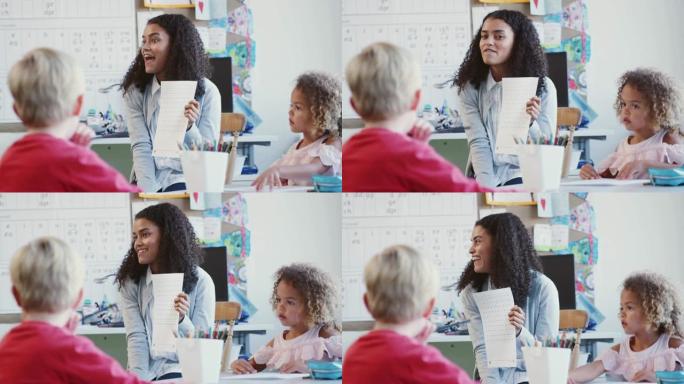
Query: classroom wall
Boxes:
[
  {"xmin": 242, "ymin": 193, "xmax": 341, "ymax": 350},
  {"xmin": 249, "ymin": 0, "xmax": 341, "ymax": 172},
  {"xmin": 589, "ymin": 192, "xmax": 684, "ymax": 333},
  {"xmin": 586, "ymin": 0, "xmax": 684, "ymax": 162}
]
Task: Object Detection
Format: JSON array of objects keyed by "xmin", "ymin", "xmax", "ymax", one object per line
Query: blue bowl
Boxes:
[
  {"xmin": 656, "ymin": 371, "xmax": 684, "ymax": 383},
  {"xmin": 306, "ymin": 360, "xmax": 342, "ymax": 380},
  {"xmin": 312, "ymin": 175, "xmax": 342, "ymax": 192}
]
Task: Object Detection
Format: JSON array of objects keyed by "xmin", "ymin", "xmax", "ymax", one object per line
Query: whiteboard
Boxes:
[
  {"xmin": 0, "ymin": 193, "xmax": 131, "ymax": 314},
  {"xmin": 0, "ymin": 0, "xmax": 136, "ymax": 123},
  {"xmin": 341, "ymin": 0, "xmax": 471, "ymax": 118},
  {"xmin": 341, "ymin": 193, "xmax": 478, "ymax": 321}
]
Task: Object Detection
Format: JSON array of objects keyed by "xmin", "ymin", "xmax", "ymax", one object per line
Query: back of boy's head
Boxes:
[
  {"xmin": 10, "ymin": 236, "xmax": 84, "ymax": 313},
  {"xmin": 8, "ymin": 47, "xmax": 85, "ymax": 127},
  {"xmin": 294, "ymin": 71, "xmax": 342, "ymax": 139},
  {"xmin": 614, "ymin": 68, "xmax": 683, "ymax": 134},
  {"xmin": 364, "ymin": 245, "xmax": 439, "ymax": 324},
  {"xmin": 345, "ymin": 42, "xmax": 421, "ymax": 121},
  {"xmin": 623, "ymin": 272, "xmax": 683, "ymax": 337}
]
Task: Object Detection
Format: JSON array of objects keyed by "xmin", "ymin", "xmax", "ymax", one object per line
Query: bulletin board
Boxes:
[
  {"xmin": 341, "ymin": 0, "xmax": 472, "ymax": 119},
  {"xmin": 0, "ymin": 0, "xmax": 137, "ymax": 125},
  {"xmin": 341, "ymin": 193, "xmax": 479, "ymax": 321},
  {"xmin": 0, "ymin": 193, "xmax": 132, "ymax": 315}
]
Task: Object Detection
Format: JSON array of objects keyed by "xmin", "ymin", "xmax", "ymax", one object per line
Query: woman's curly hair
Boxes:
[
  {"xmin": 121, "ymin": 14, "xmax": 211, "ymax": 100},
  {"xmin": 294, "ymin": 72, "xmax": 342, "ymax": 139},
  {"xmin": 271, "ymin": 263, "xmax": 341, "ymax": 331},
  {"xmin": 614, "ymin": 68, "xmax": 683, "ymax": 134},
  {"xmin": 622, "ymin": 272, "xmax": 682, "ymax": 337},
  {"xmin": 116, "ymin": 203, "xmax": 203, "ymax": 293},
  {"xmin": 456, "ymin": 212, "xmax": 543, "ymax": 307},
  {"xmin": 453, "ymin": 10, "xmax": 547, "ymax": 97}
]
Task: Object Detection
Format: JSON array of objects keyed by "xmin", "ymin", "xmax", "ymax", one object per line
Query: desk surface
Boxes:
[
  {"xmin": 559, "ymin": 177, "xmax": 684, "ymax": 191},
  {"xmin": 75, "ymin": 323, "xmax": 273, "ymax": 335},
  {"xmin": 92, "ymin": 134, "xmax": 277, "ymax": 146},
  {"xmin": 343, "ymin": 330, "xmax": 621, "ymax": 344},
  {"xmin": 159, "ymin": 373, "xmax": 340, "ymax": 384},
  {"xmin": 224, "ymin": 182, "xmax": 314, "ymax": 193},
  {"xmin": 429, "ymin": 128, "xmax": 613, "ymax": 141}
]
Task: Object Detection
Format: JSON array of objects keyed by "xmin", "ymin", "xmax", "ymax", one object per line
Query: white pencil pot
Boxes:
[
  {"xmin": 517, "ymin": 145, "xmax": 564, "ymax": 191},
  {"xmin": 177, "ymin": 338, "xmax": 223, "ymax": 384},
  {"xmin": 522, "ymin": 347, "xmax": 571, "ymax": 384},
  {"xmin": 180, "ymin": 151, "xmax": 228, "ymax": 192}
]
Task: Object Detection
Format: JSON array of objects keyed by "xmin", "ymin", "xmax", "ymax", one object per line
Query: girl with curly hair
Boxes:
[
  {"xmin": 122, "ymin": 14, "xmax": 221, "ymax": 192},
  {"xmin": 116, "ymin": 203, "xmax": 215, "ymax": 381},
  {"xmin": 457, "ymin": 212, "xmax": 559, "ymax": 383},
  {"xmin": 455, "ymin": 10, "xmax": 557, "ymax": 188},
  {"xmin": 252, "ymin": 71, "xmax": 342, "ymax": 191},
  {"xmin": 580, "ymin": 68, "xmax": 683, "ymax": 180},
  {"xmin": 231, "ymin": 263, "xmax": 341, "ymax": 374},
  {"xmin": 569, "ymin": 272, "xmax": 683, "ymax": 383}
]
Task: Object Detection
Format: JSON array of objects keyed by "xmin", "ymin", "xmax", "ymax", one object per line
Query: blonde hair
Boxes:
[
  {"xmin": 623, "ymin": 272, "xmax": 682, "ymax": 337},
  {"xmin": 345, "ymin": 42, "xmax": 421, "ymax": 121},
  {"xmin": 8, "ymin": 47, "xmax": 85, "ymax": 127},
  {"xmin": 364, "ymin": 245, "xmax": 439, "ymax": 323},
  {"xmin": 10, "ymin": 237, "xmax": 84, "ymax": 313},
  {"xmin": 270, "ymin": 263, "xmax": 341, "ymax": 331}
]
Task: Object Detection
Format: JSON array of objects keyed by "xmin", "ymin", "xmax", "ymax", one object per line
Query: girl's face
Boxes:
[
  {"xmin": 479, "ymin": 18, "xmax": 515, "ymax": 68},
  {"xmin": 618, "ymin": 84, "xmax": 656, "ymax": 135},
  {"xmin": 141, "ymin": 23, "xmax": 171, "ymax": 78},
  {"xmin": 470, "ymin": 225, "xmax": 494, "ymax": 274},
  {"xmin": 274, "ymin": 280, "xmax": 308, "ymax": 328},
  {"xmin": 132, "ymin": 218, "xmax": 161, "ymax": 266},
  {"xmin": 619, "ymin": 289, "xmax": 649, "ymax": 335},
  {"xmin": 289, "ymin": 88, "xmax": 315, "ymax": 135}
]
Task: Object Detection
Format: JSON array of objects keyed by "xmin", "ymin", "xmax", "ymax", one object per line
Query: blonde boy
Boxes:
[
  {"xmin": 342, "ymin": 42, "xmax": 488, "ymax": 192},
  {"xmin": 343, "ymin": 245, "xmax": 474, "ymax": 383},
  {"xmin": 0, "ymin": 237, "xmax": 148, "ymax": 383}
]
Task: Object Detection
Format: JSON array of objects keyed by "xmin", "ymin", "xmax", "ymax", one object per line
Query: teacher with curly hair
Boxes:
[
  {"xmin": 116, "ymin": 203, "xmax": 215, "ymax": 381},
  {"xmin": 457, "ymin": 212, "xmax": 560, "ymax": 384},
  {"xmin": 454, "ymin": 10, "xmax": 557, "ymax": 188}
]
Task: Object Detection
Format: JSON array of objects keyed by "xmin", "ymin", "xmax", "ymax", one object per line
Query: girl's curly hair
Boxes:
[
  {"xmin": 121, "ymin": 14, "xmax": 212, "ymax": 100},
  {"xmin": 116, "ymin": 203, "xmax": 203, "ymax": 293},
  {"xmin": 294, "ymin": 72, "xmax": 342, "ymax": 140},
  {"xmin": 614, "ymin": 68, "xmax": 683, "ymax": 134},
  {"xmin": 456, "ymin": 212, "xmax": 543, "ymax": 307},
  {"xmin": 623, "ymin": 272, "xmax": 682, "ymax": 337},
  {"xmin": 271, "ymin": 263, "xmax": 341, "ymax": 331},
  {"xmin": 453, "ymin": 10, "xmax": 547, "ymax": 97}
]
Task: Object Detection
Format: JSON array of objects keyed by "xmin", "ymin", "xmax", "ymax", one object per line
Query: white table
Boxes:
[
  {"xmin": 559, "ymin": 177, "xmax": 684, "ymax": 192},
  {"xmin": 158, "ymin": 373, "xmax": 340, "ymax": 383},
  {"xmin": 224, "ymin": 182, "xmax": 314, "ymax": 193},
  {"xmin": 74, "ymin": 323, "xmax": 273, "ymax": 355}
]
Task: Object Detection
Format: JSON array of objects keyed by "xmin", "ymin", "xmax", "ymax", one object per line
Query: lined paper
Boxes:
[
  {"xmin": 153, "ymin": 81, "xmax": 197, "ymax": 158},
  {"xmin": 495, "ymin": 77, "xmax": 538, "ymax": 155},
  {"xmin": 473, "ymin": 287, "xmax": 517, "ymax": 367},
  {"xmin": 151, "ymin": 273, "xmax": 184, "ymax": 354}
]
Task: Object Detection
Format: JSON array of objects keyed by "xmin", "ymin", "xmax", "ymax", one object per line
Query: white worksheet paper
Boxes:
[
  {"xmin": 153, "ymin": 81, "xmax": 197, "ymax": 158},
  {"xmin": 473, "ymin": 287, "xmax": 517, "ymax": 367},
  {"xmin": 495, "ymin": 77, "xmax": 539, "ymax": 155},
  {"xmin": 151, "ymin": 273, "xmax": 184, "ymax": 354}
]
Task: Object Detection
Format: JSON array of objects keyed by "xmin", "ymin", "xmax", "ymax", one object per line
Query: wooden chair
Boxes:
[
  {"xmin": 557, "ymin": 107, "xmax": 582, "ymax": 177},
  {"xmin": 560, "ymin": 309, "xmax": 588, "ymax": 369},
  {"xmin": 219, "ymin": 113, "xmax": 246, "ymax": 186},
  {"xmin": 215, "ymin": 301, "xmax": 242, "ymax": 372}
]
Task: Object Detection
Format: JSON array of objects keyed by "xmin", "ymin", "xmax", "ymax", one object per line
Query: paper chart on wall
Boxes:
[
  {"xmin": 0, "ymin": 193, "xmax": 131, "ymax": 314},
  {"xmin": 341, "ymin": 0, "xmax": 471, "ymax": 118},
  {"xmin": 341, "ymin": 193, "xmax": 478, "ymax": 321},
  {"xmin": 0, "ymin": 0, "xmax": 137, "ymax": 123}
]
